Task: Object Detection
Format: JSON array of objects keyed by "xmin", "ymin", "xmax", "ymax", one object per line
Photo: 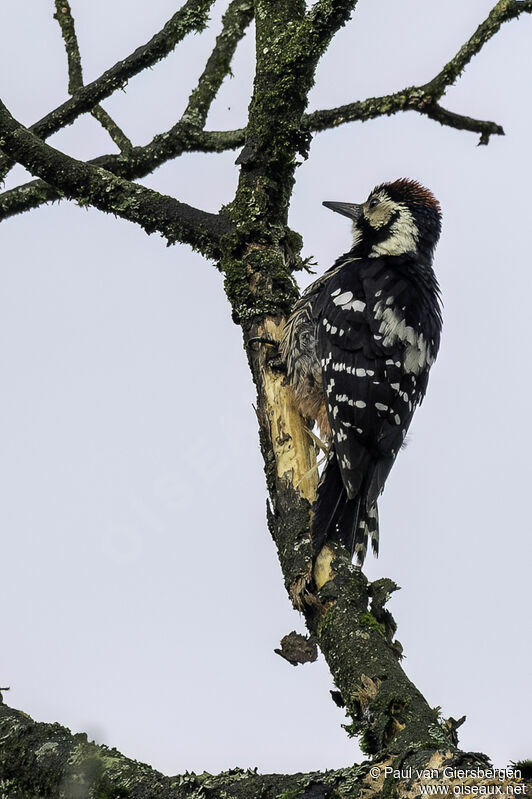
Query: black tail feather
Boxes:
[
  {"xmin": 312, "ymin": 454, "xmax": 348, "ymax": 552},
  {"xmin": 312, "ymin": 452, "xmax": 379, "ymax": 564},
  {"xmin": 353, "ymin": 503, "xmax": 379, "ymax": 564}
]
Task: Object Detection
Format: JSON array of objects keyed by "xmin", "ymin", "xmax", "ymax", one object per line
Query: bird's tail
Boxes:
[
  {"xmin": 312, "ymin": 452, "xmax": 379, "ymax": 565},
  {"xmin": 352, "ymin": 503, "xmax": 379, "ymax": 564}
]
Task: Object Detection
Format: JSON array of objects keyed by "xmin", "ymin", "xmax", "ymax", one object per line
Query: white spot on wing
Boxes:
[
  {"xmin": 374, "ymin": 301, "xmax": 433, "ymax": 374},
  {"xmin": 333, "ymin": 290, "xmax": 353, "ymax": 305}
]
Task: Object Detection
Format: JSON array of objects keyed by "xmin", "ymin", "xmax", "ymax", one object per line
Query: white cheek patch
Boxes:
[
  {"xmin": 367, "ymin": 198, "xmax": 394, "ymax": 229},
  {"xmin": 370, "ymin": 205, "xmax": 419, "ymax": 257},
  {"xmin": 374, "ymin": 301, "xmax": 433, "ymax": 374}
]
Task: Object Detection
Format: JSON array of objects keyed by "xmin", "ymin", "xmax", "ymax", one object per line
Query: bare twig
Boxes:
[
  {"xmin": 90, "ymin": 106, "xmax": 133, "ymax": 153},
  {"xmin": 181, "ymin": 0, "xmax": 253, "ymax": 129},
  {"xmin": 421, "ymin": 103, "xmax": 504, "ymax": 145},
  {"xmin": 423, "ymin": 0, "xmax": 532, "ymax": 99},
  {"xmin": 53, "ymin": 0, "xmax": 133, "ymax": 153},
  {"xmin": 303, "ymin": 88, "xmax": 505, "ymax": 144},
  {"xmin": 53, "ymin": 1, "xmax": 82, "ymax": 93},
  {"xmin": 0, "ymin": 98, "xmax": 231, "ymax": 257}
]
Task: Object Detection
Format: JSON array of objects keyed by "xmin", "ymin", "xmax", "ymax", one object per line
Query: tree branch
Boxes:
[
  {"xmin": 304, "ymin": 0, "xmax": 532, "ymax": 143},
  {"xmin": 3, "ymin": 0, "xmax": 529, "ymax": 225},
  {"xmin": 423, "ymin": 0, "xmax": 532, "ymax": 99},
  {"xmin": 0, "ymin": 0, "xmax": 215, "ymax": 181},
  {"xmin": 303, "ymin": 0, "xmax": 359, "ymax": 50},
  {"xmin": 53, "ymin": 0, "xmax": 83, "ymax": 95},
  {"xmin": 0, "ymin": 99, "xmax": 231, "ymax": 257},
  {"xmin": 303, "ymin": 89, "xmax": 505, "ymax": 145},
  {"xmin": 421, "ymin": 103, "xmax": 504, "ymax": 144},
  {"xmin": 181, "ymin": 0, "xmax": 253, "ymax": 130},
  {"xmin": 53, "ymin": 0, "xmax": 133, "ymax": 153},
  {"xmin": 1, "ymin": 698, "xmax": 528, "ymax": 798},
  {"xmin": 0, "ymin": 0, "xmax": 252, "ymax": 224},
  {"xmin": 0, "ymin": 127, "xmax": 246, "ymax": 224},
  {"xmin": 217, "ymin": 0, "xmax": 455, "ymax": 756},
  {"xmin": 90, "ymin": 105, "xmax": 134, "ymax": 153},
  {"xmin": 1, "ymin": 0, "xmax": 531, "ymax": 776}
]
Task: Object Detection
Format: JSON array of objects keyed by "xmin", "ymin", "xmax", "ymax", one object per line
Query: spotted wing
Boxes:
[{"xmin": 314, "ymin": 267, "xmax": 425, "ymax": 508}]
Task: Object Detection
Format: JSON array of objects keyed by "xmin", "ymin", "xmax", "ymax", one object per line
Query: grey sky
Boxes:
[{"xmin": 1, "ymin": 0, "xmax": 531, "ymax": 778}]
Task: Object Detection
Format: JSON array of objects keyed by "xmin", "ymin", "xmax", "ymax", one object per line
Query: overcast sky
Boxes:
[{"xmin": 0, "ymin": 0, "xmax": 531, "ymax": 778}]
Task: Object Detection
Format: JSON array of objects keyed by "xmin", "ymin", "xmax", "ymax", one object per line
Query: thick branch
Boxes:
[
  {"xmin": 0, "ymin": 99, "xmax": 231, "ymax": 256},
  {"xmin": 0, "ymin": 0, "xmax": 214, "ymax": 180},
  {"xmin": 0, "ymin": 128, "xmax": 246, "ymax": 224},
  {"xmin": 1, "ymin": 698, "xmax": 527, "ymax": 798},
  {"xmin": 53, "ymin": 0, "xmax": 133, "ymax": 153},
  {"xmin": 218, "ymin": 0, "xmax": 455, "ymax": 755},
  {"xmin": 213, "ymin": 0, "xmax": 532, "ymax": 758}
]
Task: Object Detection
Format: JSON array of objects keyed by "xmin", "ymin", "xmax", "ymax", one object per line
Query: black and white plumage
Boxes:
[{"xmin": 280, "ymin": 179, "xmax": 442, "ymax": 564}]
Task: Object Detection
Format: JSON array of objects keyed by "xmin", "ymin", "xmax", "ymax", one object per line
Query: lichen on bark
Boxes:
[{"xmin": 1, "ymin": 0, "xmax": 532, "ymax": 790}]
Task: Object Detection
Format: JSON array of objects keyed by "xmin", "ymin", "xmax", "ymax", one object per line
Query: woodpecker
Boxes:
[{"xmin": 281, "ymin": 179, "xmax": 442, "ymax": 564}]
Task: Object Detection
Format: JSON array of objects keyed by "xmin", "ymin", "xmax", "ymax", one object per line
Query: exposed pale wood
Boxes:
[
  {"xmin": 257, "ymin": 317, "xmax": 318, "ymax": 502},
  {"xmin": 313, "ymin": 543, "xmax": 336, "ymax": 589}
]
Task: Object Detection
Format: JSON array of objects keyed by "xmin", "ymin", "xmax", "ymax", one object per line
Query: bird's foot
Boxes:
[
  {"xmin": 304, "ymin": 427, "xmax": 329, "ymax": 455},
  {"xmin": 248, "ymin": 336, "xmax": 285, "ymax": 371},
  {"xmin": 248, "ymin": 336, "xmax": 277, "ymax": 349}
]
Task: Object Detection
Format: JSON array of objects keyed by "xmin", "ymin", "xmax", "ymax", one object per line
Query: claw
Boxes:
[
  {"xmin": 247, "ymin": 336, "xmax": 284, "ymax": 370},
  {"xmin": 295, "ymin": 452, "xmax": 327, "ymax": 489},
  {"xmin": 247, "ymin": 336, "xmax": 278, "ymax": 350},
  {"xmin": 304, "ymin": 427, "xmax": 329, "ymax": 455}
]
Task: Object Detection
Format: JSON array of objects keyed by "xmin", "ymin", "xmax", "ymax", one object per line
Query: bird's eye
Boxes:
[{"xmin": 369, "ymin": 196, "xmax": 380, "ymax": 209}]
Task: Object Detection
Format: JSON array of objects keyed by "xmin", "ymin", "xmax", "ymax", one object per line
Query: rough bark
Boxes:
[
  {"xmin": 0, "ymin": 0, "xmax": 531, "ymax": 789},
  {"xmin": 1, "ymin": 696, "xmax": 530, "ymax": 799}
]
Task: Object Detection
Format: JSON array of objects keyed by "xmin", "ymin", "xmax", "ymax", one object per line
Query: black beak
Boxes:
[{"xmin": 322, "ymin": 201, "xmax": 363, "ymax": 222}]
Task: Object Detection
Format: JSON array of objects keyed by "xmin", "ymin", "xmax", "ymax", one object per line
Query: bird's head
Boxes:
[{"xmin": 323, "ymin": 179, "xmax": 441, "ymax": 262}]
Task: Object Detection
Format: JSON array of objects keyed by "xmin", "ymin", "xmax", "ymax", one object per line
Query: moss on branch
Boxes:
[
  {"xmin": 1, "ymin": 0, "xmax": 532, "ymax": 775},
  {"xmin": 0, "ymin": 0, "xmax": 215, "ymax": 182},
  {"xmin": 53, "ymin": 0, "xmax": 133, "ymax": 153},
  {"xmin": 0, "ymin": 99, "xmax": 231, "ymax": 257},
  {"xmin": 182, "ymin": 0, "xmax": 254, "ymax": 130},
  {"xmin": 1, "ymin": 698, "xmax": 528, "ymax": 799},
  {"xmin": 4, "ymin": 0, "xmax": 531, "ymax": 222}
]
